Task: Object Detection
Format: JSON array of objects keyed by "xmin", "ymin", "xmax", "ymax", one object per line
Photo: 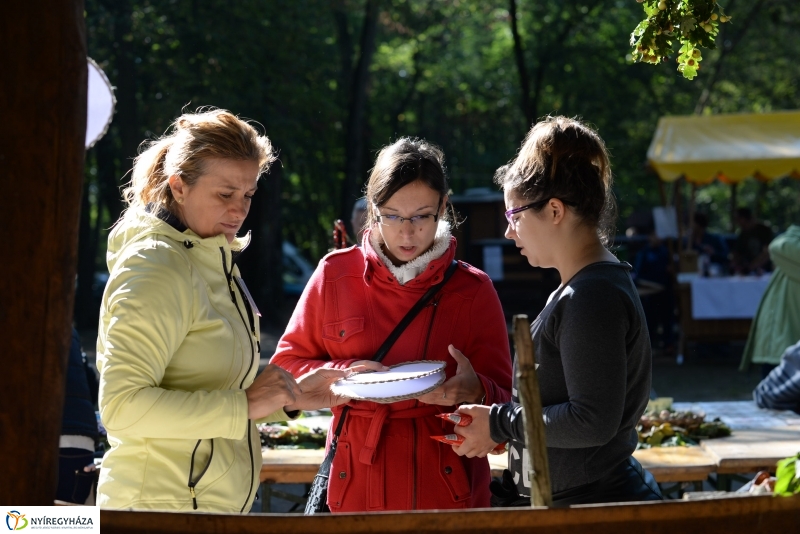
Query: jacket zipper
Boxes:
[
  {"xmin": 187, "ymin": 439, "xmax": 214, "ymax": 510},
  {"xmin": 219, "ymin": 247, "xmax": 259, "ymax": 513}
]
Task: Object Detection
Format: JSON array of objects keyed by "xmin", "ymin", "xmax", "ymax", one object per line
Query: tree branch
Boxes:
[{"xmin": 694, "ymin": 0, "xmax": 767, "ymax": 114}]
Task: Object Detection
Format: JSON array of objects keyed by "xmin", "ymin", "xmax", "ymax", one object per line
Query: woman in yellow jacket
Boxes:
[{"xmin": 96, "ymin": 109, "xmax": 348, "ymax": 512}]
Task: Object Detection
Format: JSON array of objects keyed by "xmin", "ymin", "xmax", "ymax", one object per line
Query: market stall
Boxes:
[{"xmin": 646, "ymin": 110, "xmax": 800, "ymax": 361}]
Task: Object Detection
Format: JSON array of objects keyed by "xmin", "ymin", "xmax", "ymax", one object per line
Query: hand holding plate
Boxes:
[{"xmin": 417, "ymin": 345, "xmax": 485, "ymax": 405}]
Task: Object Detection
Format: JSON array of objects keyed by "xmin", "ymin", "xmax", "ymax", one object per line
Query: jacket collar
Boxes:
[{"xmin": 362, "ymin": 222, "xmax": 456, "ymax": 288}]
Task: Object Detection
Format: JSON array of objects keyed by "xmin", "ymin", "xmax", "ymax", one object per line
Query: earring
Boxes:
[{"xmin": 176, "ymin": 198, "xmax": 184, "ymax": 204}]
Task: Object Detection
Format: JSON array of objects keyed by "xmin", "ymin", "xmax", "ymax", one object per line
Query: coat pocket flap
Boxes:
[
  {"xmin": 323, "ymin": 317, "xmax": 365, "ymax": 343},
  {"xmin": 327, "ymin": 441, "xmax": 352, "ymax": 509},
  {"xmin": 438, "ymin": 442, "xmax": 471, "ymax": 503}
]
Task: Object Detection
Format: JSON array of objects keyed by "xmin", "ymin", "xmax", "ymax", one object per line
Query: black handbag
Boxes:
[{"xmin": 304, "ymin": 260, "xmax": 459, "ymax": 515}]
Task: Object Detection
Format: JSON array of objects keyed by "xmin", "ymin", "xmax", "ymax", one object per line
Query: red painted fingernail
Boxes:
[
  {"xmin": 435, "ymin": 413, "xmax": 473, "ymax": 426},
  {"xmin": 430, "ymin": 434, "xmax": 464, "ymax": 445}
]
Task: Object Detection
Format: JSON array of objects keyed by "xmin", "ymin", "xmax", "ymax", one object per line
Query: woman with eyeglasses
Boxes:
[
  {"xmin": 450, "ymin": 116, "xmax": 662, "ymax": 507},
  {"xmin": 271, "ymin": 137, "xmax": 512, "ymax": 512}
]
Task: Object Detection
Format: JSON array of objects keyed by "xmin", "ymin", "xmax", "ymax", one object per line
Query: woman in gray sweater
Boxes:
[{"xmin": 452, "ymin": 116, "xmax": 662, "ymax": 506}]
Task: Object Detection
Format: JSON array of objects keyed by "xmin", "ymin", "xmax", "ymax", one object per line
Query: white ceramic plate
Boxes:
[{"xmin": 332, "ymin": 361, "xmax": 446, "ymax": 403}]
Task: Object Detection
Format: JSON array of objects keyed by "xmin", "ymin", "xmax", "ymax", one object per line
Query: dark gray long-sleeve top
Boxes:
[{"xmin": 489, "ymin": 262, "xmax": 651, "ymax": 495}]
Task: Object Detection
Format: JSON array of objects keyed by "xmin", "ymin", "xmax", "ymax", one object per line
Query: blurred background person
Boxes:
[
  {"xmin": 753, "ymin": 339, "xmax": 800, "ymax": 414},
  {"xmin": 351, "ymin": 197, "xmax": 368, "ymax": 245},
  {"xmin": 732, "ymin": 207, "xmax": 773, "ymax": 275},
  {"xmin": 57, "ymin": 327, "xmax": 99, "ymax": 504},
  {"xmin": 689, "ymin": 211, "xmax": 729, "ymax": 274},
  {"xmin": 633, "ymin": 227, "xmax": 675, "ymax": 355},
  {"xmin": 740, "ymin": 224, "xmax": 800, "ymax": 377}
]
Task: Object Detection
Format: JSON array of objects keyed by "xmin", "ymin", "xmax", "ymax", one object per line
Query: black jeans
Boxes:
[
  {"xmin": 491, "ymin": 456, "xmax": 662, "ymax": 508},
  {"xmin": 57, "ymin": 448, "xmax": 97, "ymax": 504},
  {"xmin": 550, "ymin": 456, "xmax": 663, "ymax": 507}
]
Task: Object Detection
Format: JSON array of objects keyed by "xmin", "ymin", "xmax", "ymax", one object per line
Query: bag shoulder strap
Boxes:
[
  {"xmin": 372, "ymin": 260, "xmax": 459, "ymax": 363},
  {"xmin": 332, "ymin": 260, "xmax": 459, "ymax": 438}
]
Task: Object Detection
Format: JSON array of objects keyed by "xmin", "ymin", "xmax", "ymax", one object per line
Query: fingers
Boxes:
[
  {"xmin": 350, "ymin": 360, "xmax": 390, "ymax": 372},
  {"xmin": 455, "ymin": 403, "xmax": 480, "ymax": 416},
  {"xmin": 416, "ymin": 386, "xmax": 451, "ymax": 406},
  {"xmin": 448, "ymin": 345, "xmax": 473, "ymax": 376},
  {"xmin": 310, "ymin": 368, "xmax": 351, "ymax": 380}
]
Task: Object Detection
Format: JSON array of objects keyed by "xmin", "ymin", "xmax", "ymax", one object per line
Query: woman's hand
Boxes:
[
  {"xmin": 284, "ymin": 367, "xmax": 355, "ymax": 412},
  {"xmin": 245, "ymin": 364, "xmax": 302, "ymax": 420},
  {"xmin": 451, "ymin": 404, "xmax": 500, "ymax": 458},
  {"xmin": 417, "ymin": 345, "xmax": 485, "ymax": 406},
  {"xmin": 347, "ymin": 360, "xmax": 390, "ymax": 372}
]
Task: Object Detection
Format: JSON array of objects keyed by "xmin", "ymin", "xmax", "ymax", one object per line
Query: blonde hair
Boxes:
[
  {"xmin": 495, "ymin": 116, "xmax": 616, "ymax": 245},
  {"xmin": 122, "ymin": 108, "xmax": 276, "ymax": 216}
]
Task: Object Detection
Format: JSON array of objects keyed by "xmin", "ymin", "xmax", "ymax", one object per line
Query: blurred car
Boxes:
[{"xmin": 282, "ymin": 241, "xmax": 315, "ymax": 296}]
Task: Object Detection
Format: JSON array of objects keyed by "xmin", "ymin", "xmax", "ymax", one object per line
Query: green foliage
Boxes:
[
  {"xmin": 80, "ymin": 0, "xmax": 800, "ymax": 313},
  {"xmin": 631, "ymin": 0, "xmax": 731, "ymax": 79},
  {"xmin": 774, "ymin": 452, "xmax": 800, "ymax": 496}
]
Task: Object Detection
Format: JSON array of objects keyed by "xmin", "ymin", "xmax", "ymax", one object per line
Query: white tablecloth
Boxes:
[{"xmin": 690, "ymin": 275, "xmax": 771, "ymax": 320}]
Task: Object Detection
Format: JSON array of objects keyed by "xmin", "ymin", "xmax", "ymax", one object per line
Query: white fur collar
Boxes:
[{"xmin": 369, "ymin": 221, "xmax": 452, "ymax": 285}]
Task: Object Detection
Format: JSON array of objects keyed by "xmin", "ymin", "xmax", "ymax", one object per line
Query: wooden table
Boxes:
[
  {"xmin": 633, "ymin": 447, "xmax": 716, "ymax": 483},
  {"xmin": 700, "ymin": 426, "xmax": 800, "ymax": 488},
  {"xmin": 260, "ymin": 448, "xmax": 325, "ymax": 484},
  {"xmin": 673, "ymin": 401, "xmax": 800, "ymax": 490}
]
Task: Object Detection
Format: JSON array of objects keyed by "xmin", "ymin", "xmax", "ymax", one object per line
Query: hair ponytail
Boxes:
[
  {"xmin": 119, "ymin": 108, "xmax": 276, "ymax": 222},
  {"xmin": 496, "ymin": 116, "xmax": 616, "ymax": 245}
]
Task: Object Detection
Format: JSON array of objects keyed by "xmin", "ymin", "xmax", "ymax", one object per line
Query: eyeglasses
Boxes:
[
  {"xmin": 376, "ymin": 213, "xmax": 439, "ymax": 227},
  {"xmin": 504, "ymin": 200, "xmax": 548, "ymax": 225},
  {"xmin": 504, "ymin": 198, "xmax": 575, "ymax": 226}
]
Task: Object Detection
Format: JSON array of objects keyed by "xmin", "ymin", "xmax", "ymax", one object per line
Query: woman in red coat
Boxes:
[{"xmin": 271, "ymin": 138, "xmax": 512, "ymax": 512}]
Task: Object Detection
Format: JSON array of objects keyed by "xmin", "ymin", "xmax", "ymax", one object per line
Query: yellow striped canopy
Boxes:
[{"xmin": 647, "ymin": 110, "xmax": 800, "ymax": 184}]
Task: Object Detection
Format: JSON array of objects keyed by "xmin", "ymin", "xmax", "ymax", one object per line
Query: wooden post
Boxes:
[
  {"xmin": 512, "ymin": 315, "xmax": 552, "ymax": 507},
  {"xmin": 0, "ymin": 1, "xmax": 87, "ymax": 504}
]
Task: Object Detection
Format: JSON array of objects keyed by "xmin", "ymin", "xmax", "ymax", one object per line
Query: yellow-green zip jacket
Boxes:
[{"xmin": 96, "ymin": 209, "xmax": 286, "ymax": 512}]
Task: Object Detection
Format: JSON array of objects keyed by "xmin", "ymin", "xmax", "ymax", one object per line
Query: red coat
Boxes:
[{"xmin": 271, "ymin": 233, "xmax": 512, "ymax": 512}]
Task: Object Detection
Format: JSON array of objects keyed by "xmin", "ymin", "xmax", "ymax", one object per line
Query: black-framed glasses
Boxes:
[{"xmin": 376, "ymin": 213, "xmax": 439, "ymax": 227}]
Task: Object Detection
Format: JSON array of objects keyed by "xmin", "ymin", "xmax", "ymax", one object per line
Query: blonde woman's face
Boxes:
[
  {"xmin": 376, "ymin": 180, "xmax": 445, "ymax": 265},
  {"xmin": 170, "ymin": 158, "xmax": 259, "ymax": 243}
]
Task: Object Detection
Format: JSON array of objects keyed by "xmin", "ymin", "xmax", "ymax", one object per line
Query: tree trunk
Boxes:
[
  {"xmin": 0, "ymin": 0, "xmax": 87, "ymax": 504},
  {"xmin": 340, "ymin": 0, "xmax": 380, "ymax": 236},
  {"xmin": 238, "ymin": 163, "xmax": 284, "ymax": 326},
  {"xmin": 114, "ymin": 0, "xmax": 141, "ymax": 177},
  {"xmin": 509, "ymin": 0, "xmax": 533, "ymax": 126},
  {"xmin": 75, "ymin": 167, "xmax": 99, "ymax": 329}
]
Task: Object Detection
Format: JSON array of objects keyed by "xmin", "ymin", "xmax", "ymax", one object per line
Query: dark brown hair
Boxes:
[
  {"xmin": 364, "ymin": 137, "xmax": 454, "ymax": 226},
  {"xmin": 495, "ymin": 116, "xmax": 616, "ymax": 245}
]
